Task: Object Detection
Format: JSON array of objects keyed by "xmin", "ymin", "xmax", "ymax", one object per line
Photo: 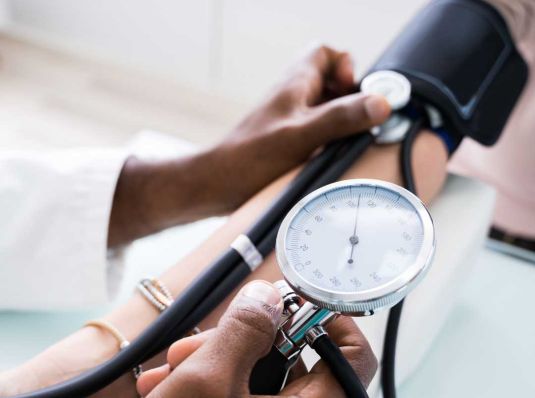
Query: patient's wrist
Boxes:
[
  {"xmin": 6, "ymin": 325, "xmax": 120, "ymax": 394},
  {"xmin": 104, "ymin": 292, "xmax": 162, "ymax": 343}
]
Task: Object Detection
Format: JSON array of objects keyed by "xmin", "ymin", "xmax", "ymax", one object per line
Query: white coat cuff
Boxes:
[{"xmin": 0, "ymin": 149, "xmax": 128, "ymax": 310}]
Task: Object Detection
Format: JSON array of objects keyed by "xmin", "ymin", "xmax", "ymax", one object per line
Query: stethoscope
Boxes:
[{"xmin": 14, "ymin": 71, "xmax": 436, "ymax": 398}]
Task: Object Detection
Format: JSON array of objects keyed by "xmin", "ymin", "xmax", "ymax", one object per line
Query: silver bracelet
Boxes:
[
  {"xmin": 137, "ymin": 278, "xmax": 174, "ymax": 312},
  {"xmin": 137, "ymin": 278, "xmax": 202, "ymax": 337}
]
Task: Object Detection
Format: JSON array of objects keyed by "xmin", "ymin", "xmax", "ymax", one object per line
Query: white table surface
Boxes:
[{"xmin": 399, "ymin": 247, "xmax": 535, "ymax": 397}]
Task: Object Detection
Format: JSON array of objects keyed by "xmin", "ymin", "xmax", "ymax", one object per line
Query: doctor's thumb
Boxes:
[{"xmin": 209, "ymin": 281, "xmax": 283, "ymax": 371}]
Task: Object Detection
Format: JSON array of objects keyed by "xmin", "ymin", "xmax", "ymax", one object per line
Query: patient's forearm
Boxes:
[
  {"xmin": 195, "ymin": 131, "xmax": 448, "ymax": 328},
  {"xmin": 107, "ymin": 129, "xmax": 447, "ymax": 335},
  {"xmin": 3, "ymin": 131, "xmax": 447, "ymax": 396}
]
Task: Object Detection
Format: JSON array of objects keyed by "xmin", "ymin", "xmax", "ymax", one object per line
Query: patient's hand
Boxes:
[
  {"xmin": 137, "ymin": 281, "xmax": 377, "ymax": 397},
  {"xmin": 109, "ymin": 45, "xmax": 390, "ymax": 246}
]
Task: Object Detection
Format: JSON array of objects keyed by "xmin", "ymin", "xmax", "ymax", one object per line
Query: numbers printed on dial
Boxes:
[
  {"xmin": 350, "ymin": 278, "xmax": 362, "ymax": 288},
  {"xmin": 313, "ymin": 268, "xmax": 324, "ymax": 279},
  {"xmin": 330, "ymin": 276, "xmax": 341, "ymax": 287},
  {"xmin": 284, "ymin": 183, "xmax": 425, "ymax": 294},
  {"xmin": 370, "ymin": 272, "xmax": 382, "ymax": 282},
  {"xmin": 396, "ymin": 247, "xmax": 407, "ymax": 256},
  {"xmin": 294, "ymin": 261, "xmax": 311, "ymax": 272}
]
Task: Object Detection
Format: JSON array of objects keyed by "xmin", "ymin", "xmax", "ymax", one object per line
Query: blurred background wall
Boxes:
[{"xmin": 0, "ymin": 0, "xmax": 426, "ymax": 105}]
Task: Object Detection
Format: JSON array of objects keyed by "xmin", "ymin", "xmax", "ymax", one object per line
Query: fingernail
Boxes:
[
  {"xmin": 364, "ymin": 95, "xmax": 391, "ymax": 122},
  {"xmin": 241, "ymin": 281, "xmax": 282, "ymax": 306}
]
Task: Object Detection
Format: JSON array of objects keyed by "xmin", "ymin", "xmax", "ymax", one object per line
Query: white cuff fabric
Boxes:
[{"xmin": 0, "ymin": 148, "xmax": 129, "ymax": 310}]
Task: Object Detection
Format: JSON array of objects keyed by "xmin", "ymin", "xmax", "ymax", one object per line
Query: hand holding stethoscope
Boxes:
[{"xmin": 137, "ymin": 281, "xmax": 376, "ymax": 398}]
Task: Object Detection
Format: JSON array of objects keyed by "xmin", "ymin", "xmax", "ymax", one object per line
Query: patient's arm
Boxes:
[
  {"xmin": 485, "ymin": 0, "xmax": 535, "ymax": 47},
  {"xmin": 158, "ymin": 131, "xmax": 448, "ymax": 331},
  {"xmin": 0, "ymin": 126, "xmax": 447, "ymax": 397}
]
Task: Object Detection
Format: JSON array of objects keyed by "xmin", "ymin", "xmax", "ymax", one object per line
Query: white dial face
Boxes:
[{"xmin": 283, "ymin": 183, "xmax": 425, "ymax": 295}]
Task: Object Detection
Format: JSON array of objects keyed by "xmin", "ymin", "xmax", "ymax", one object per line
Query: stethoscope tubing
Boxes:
[
  {"xmin": 146, "ymin": 133, "xmax": 376, "ymax": 362},
  {"xmin": 15, "ymin": 120, "xmax": 415, "ymax": 398},
  {"xmin": 15, "ymin": 117, "xmax": 418, "ymax": 398},
  {"xmin": 380, "ymin": 116, "xmax": 423, "ymax": 398},
  {"xmin": 14, "ymin": 135, "xmax": 369, "ymax": 398}
]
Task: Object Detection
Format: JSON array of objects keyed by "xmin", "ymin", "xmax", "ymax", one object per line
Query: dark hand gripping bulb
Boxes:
[{"xmin": 13, "ymin": 1, "xmax": 527, "ymax": 398}]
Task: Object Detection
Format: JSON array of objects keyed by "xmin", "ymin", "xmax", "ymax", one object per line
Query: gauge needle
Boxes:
[{"xmin": 348, "ymin": 194, "xmax": 361, "ymax": 264}]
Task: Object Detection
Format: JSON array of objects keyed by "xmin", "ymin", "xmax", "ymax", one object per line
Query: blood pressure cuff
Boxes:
[{"xmin": 367, "ymin": 0, "xmax": 528, "ymax": 147}]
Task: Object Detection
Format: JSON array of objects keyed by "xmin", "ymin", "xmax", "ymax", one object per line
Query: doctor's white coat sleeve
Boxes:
[{"xmin": 0, "ymin": 148, "xmax": 129, "ymax": 310}]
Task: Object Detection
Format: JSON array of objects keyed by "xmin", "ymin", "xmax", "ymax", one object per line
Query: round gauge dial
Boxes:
[{"xmin": 276, "ymin": 179, "xmax": 435, "ymax": 315}]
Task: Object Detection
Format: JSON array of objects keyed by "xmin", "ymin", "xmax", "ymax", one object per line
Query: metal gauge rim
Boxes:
[{"xmin": 275, "ymin": 179, "xmax": 435, "ymax": 315}]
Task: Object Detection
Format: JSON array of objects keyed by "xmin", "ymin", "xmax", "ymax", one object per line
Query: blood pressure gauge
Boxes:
[{"xmin": 271, "ymin": 179, "xmax": 435, "ymax": 361}]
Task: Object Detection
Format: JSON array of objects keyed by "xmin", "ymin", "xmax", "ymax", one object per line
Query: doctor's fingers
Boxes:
[
  {"xmin": 314, "ymin": 316, "xmax": 377, "ymax": 387},
  {"xmin": 279, "ymin": 316, "xmax": 376, "ymax": 398},
  {"xmin": 166, "ymin": 329, "xmax": 216, "ymax": 369},
  {"xmin": 301, "ymin": 92, "xmax": 390, "ymax": 148},
  {"xmin": 137, "ymin": 330, "xmax": 215, "ymax": 396},
  {"xmin": 143, "ymin": 281, "xmax": 283, "ymax": 398},
  {"xmin": 290, "ymin": 44, "xmax": 356, "ymax": 105}
]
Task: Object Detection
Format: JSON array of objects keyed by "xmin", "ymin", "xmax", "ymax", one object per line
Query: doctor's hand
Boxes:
[
  {"xmin": 109, "ymin": 45, "xmax": 390, "ymax": 246},
  {"xmin": 136, "ymin": 281, "xmax": 377, "ymax": 398}
]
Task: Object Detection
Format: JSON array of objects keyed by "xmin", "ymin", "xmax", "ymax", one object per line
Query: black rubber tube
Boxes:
[
  {"xmin": 15, "ymin": 135, "xmax": 372, "ymax": 398},
  {"xmin": 12, "ymin": 141, "xmax": 346, "ymax": 398},
  {"xmin": 311, "ymin": 334, "xmax": 369, "ymax": 398},
  {"xmin": 249, "ymin": 344, "xmax": 294, "ymax": 394},
  {"xmin": 247, "ymin": 139, "xmax": 349, "ymax": 243},
  {"xmin": 400, "ymin": 117, "xmax": 421, "ymax": 194},
  {"xmin": 149, "ymin": 133, "xmax": 375, "ymax": 359},
  {"xmin": 381, "ymin": 117, "xmax": 422, "ymax": 398},
  {"xmin": 14, "ymin": 248, "xmax": 243, "ymax": 398}
]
